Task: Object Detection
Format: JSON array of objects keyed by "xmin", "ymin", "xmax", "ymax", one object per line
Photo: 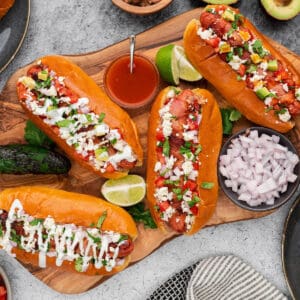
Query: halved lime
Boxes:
[
  {"xmin": 155, "ymin": 44, "xmax": 180, "ymax": 85},
  {"xmin": 174, "ymin": 45, "xmax": 202, "ymax": 82},
  {"xmin": 101, "ymin": 175, "xmax": 146, "ymax": 207}
]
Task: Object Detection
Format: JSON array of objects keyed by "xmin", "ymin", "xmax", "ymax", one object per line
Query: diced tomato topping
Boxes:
[
  {"xmin": 27, "ymin": 65, "xmax": 43, "ymax": 79},
  {"xmin": 193, "ymin": 162, "xmax": 199, "ymax": 170},
  {"xmin": 215, "ymin": 5, "xmax": 227, "ymax": 12},
  {"xmin": 158, "ymin": 201, "xmax": 170, "ymax": 212},
  {"xmin": 69, "ymin": 95, "xmax": 78, "ymax": 104},
  {"xmin": 187, "ymin": 119, "xmax": 199, "ymax": 130},
  {"xmin": 190, "ymin": 205, "xmax": 199, "ymax": 216},
  {"xmin": 206, "ymin": 37, "xmax": 221, "ymax": 48},
  {"xmin": 184, "ymin": 180, "xmax": 197, "ymax": 191},
  {"xmin": 105, "ymin": 163, "xmax": 115, "ymax": 173},
  {"xmin": 156, "ymin": 130, "xmax": 165, "ymax": 142},
  {"xmin": 155, "ymin": 176, "xmax": 165, "ymax": 188},
  {"xmin": 237, "ymin": 64, "xmax": 246, "ymax": 76}
]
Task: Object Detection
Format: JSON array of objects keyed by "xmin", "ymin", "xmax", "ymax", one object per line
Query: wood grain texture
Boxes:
[{"xmin": 0, "ymin": 7, "xmax": 299, "ymax": 294}]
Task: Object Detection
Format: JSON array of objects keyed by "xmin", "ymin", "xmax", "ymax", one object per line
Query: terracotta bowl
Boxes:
[{"xmin": 112, "ymin": 0, "xmax": 173, "ymax": 15}]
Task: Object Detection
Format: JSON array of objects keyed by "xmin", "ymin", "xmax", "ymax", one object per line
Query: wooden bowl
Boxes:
[{"xmin": 112, "ymin": 0, "xmax": 173, "ymax": 15}]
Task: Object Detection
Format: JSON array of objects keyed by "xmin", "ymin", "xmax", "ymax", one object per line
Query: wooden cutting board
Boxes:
[{"xmin": 0, "ymin": 7, "xmax": 300, "ymax": 294}]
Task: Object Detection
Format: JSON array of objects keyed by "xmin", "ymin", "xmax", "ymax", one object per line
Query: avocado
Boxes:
[
  {"xmin": 202, "ymin": 0, "xmax": 239, "ymax": 4},
  {"xmin": 261, "ymin": 0, "xmax": 300, "ymax": 20}
]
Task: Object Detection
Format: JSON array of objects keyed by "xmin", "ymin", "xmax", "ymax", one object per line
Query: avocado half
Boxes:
[
  {"xmin": 202, "ymin": 0, "xmax": 239, "ymax": 4},
  {"xmin": 261, "ymin": 0, "xmax": 300, "ymax": 20}
]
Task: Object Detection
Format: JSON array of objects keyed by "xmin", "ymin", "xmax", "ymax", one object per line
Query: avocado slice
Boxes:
[
  {"xmin": 202, "ymin": 0, "xmax": 239, "ymax": 4},
  {"xmin": 261, "ymin": 0, "xmax": 300, "ymax": 20}
]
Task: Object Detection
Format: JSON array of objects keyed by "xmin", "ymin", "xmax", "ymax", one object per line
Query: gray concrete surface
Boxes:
[{"xmin": 0, "ymin": 0, "xmax": 299, "ymax": 299}]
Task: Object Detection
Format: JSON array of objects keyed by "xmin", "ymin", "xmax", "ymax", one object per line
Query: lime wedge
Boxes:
[
  {"xmin": 155, "ymin": 44, "xmax": 180, "ymax": 85},
  {"xmin": 101, "ymin": 175, "xmax": 146, "ymax": 207},
  {"xmin": 174, "ymin": 45, "xmax": 203, "ymax": 82}
]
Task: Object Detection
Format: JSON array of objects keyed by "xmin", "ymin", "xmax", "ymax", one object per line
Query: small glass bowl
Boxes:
[{"xmin": 103, "ymin": 54, "xmax": 160, "ymax": 110}]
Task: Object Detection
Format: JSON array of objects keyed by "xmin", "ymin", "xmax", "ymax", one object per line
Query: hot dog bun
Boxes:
[
  {"xmin": 147, "ymin": 87, "xmax": 222, "ymax": 235},
  {"xmin": 17, "ymin": 55, "xmax": 143, "ymax": 179},
  {"xmin": 0, "ymin": 186, "xmax": 138, "ymax": 275},
  {"xmin": 184, "ymin": 6, "xmax": 300, "ymax": 133}
]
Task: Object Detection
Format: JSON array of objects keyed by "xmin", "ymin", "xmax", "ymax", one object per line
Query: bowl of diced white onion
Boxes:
[{"xmin": 218, "ymin": 127, "xmax": 300, "ymax": 211}]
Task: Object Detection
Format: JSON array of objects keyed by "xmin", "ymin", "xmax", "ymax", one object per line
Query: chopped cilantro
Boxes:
[
  {"xmin": 98, "ymin": 112, "xmax": 106, "ymax": 123},
  {"xmin": 220, "ymin": 108, "xmax": 242, "ymax": 135},
  {"xmin": 188, "ymin": 196, "xmax": 200, "ymax": 207},
  {"xmin": 194, "ymin": 145, "xmax": 202, "ymax": 156},
  {"xmin": 29, "ymin": 218, "xmax": 43, "ymax": 226},
  {"xmin": 97, "ymin": 211, "xmax": 107, "ymax": 228},
  {"xmin": 56, "ymin": 119, "xmax": 75, "ymax": 128},
  {"xmin": 226, "ymin": 52, "xmax": 234, "ymax": 62},
  {"xmin": 163, "ymin": 139, "xmax": 170, "ymax": 157},
  {"xmin": 126, "ymin": 202, "xmax": 157, "ymax": 229},
  {"xmin": 201, "ymin": 182, "xmax": 214, "ymax": 189}
]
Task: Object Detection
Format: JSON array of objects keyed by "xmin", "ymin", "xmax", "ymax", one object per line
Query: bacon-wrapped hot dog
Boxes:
[
  {"xmin": 0, "ymin": 186, "xmax": 137, "ymax": 275},
  {"xmin": 147, "ymin": 87, "xmax": 222, "ymax": 234},
  {"xmin": 184, "ymin": 5, "xmax": 300, "ymax": 133},
  {"xmin": 17, "ymin": 56, "xmax": 143, "ymax": 179}
]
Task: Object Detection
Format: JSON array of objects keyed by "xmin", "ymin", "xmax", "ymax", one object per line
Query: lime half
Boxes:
[
  {"xmin": 174, "ymin": 45, "xmax": 202, "ymax": 82},
  {"xmin": 101, "ymin": 175, "xmax": 146, "ymax": 207},
  {"xmin": 155, "ymin": 44, "xmax": 180, "ymax": 85}
]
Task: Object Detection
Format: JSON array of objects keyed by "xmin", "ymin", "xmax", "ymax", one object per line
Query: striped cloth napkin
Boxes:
[
  {"xmin": 186, "ymin": 255, "xmax": 287, "ymax": 300},
  {"xmin": 148, "ymin": 255, "xmax": 288, "ymax": 300}
]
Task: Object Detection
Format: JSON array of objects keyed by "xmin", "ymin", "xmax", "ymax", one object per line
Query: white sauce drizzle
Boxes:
[{"xmin": 0, "ymin": 200, "xmax": 128, "ymax": 272}]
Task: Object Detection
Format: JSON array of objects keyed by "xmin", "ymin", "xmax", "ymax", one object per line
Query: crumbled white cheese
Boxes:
[
  {"xmin": 228, "ymin": 55, "xmax": 247, "ymax": 71},
  {"xmin": 259, "ymin": 61, "xmax": 268, "ymax": 71},
  {"xmin": 264, "ymin": 96, "xmax": 273, "ymax": 106},
  {"xmin": 278, "ymin": 109, "xmax": 291, "ymax": 122},
  {"xmin": 183, "ymin": 130, "xmax": 198, "ymax": 142},
  {"xmin": 282, "ymin": 83, "xmax": 289, "ymax": 93},
  {"xmin": 250, "ymin": 71, "xmax": 267, "ymax": 82},
  {"xmin": 197, "ymin": 27, "xmax": 217, "ymax": 40},
  {"xmin": 182, "ymin": 161, "xmax": 194, "ymax": 175}
]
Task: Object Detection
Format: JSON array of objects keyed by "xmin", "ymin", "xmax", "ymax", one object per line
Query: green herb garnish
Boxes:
[
  {"xmin": 126, "ymin": 203, "xmax": 157, "ymax": 229},
  {"xmin": 24, "ymin": 120, "xmax": 54, "ymax": 148},
  {"xmin": 201, "ymin": 182, "xmax": 214, "ymax": 189},
  {"xmin": 188, "ymin": 195, "xmax": 201, "ymax": 207},
  {"xmin": 97, "ymin": 211, "xmax": 107, "ymax": 228},
  {"xmin": 98, "ymin": 113, "xmax": 106, "ymax": 123},
  {"xmin": 220, "ymin": 108, "xmax": 242, "ymax": 135},
  {"xmin": 163, "ymin": 139, "xmax": 170, "ymax": 157},
  {"xmin": 29, "ymin": 218, "xmax": 43, "ymax": 226}
]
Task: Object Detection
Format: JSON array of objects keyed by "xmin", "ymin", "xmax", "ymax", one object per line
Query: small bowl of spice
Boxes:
[
  {"xmin": 112, "ymin": 0, "xmax": 173, "ymax": 15},
  {"xmin": 104, "ymin": 53, "xmax": 160, "ymax": 110},
  {"xmin": 218, "ymin": 127, "xmax": 300, "ymax": 211}
]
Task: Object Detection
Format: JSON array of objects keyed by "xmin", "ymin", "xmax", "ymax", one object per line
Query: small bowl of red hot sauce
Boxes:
[{"xmin": 104, "ymin": 53, "xmax": 160, "ymax": 110}]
